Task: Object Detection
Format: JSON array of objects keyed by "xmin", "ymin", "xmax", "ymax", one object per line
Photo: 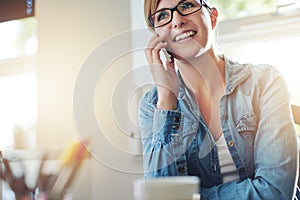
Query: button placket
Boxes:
[{"xmin": 172, "ymin": 116, "xmax": 181, "ymax": 130}]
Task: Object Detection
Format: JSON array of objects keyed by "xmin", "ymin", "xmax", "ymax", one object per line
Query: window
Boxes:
[
  {"xmin": 0, "ymin": 17, "xmax": 37, "ymax": 60},
  {"xmin": 216, "ymin": 2, "xmax": 300, "ymax": 135},
  {"xmin": 213, "ymin": 0, "xmax": 300, "ymax": 21},
  {"xmin": 0, "ymin": 73, "xmax": 37, "ymax": 149},
  {"xmin": 0, "ymin": 17, "xmax": 37, "ymax": 150}
]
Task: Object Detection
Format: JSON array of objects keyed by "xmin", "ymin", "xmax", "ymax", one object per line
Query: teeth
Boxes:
[{"xmin": 175, "ymin": 31, "xmax": 195, "ymax": 42}]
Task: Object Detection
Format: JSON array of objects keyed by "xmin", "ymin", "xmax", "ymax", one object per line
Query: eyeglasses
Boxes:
[{"xmin": 148, "ymin": 0, "xmax": 211, "ymax": 28}]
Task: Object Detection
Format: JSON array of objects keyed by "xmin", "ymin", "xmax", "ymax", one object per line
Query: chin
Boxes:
[
  {"xmin": 173, "ymin": 48, "xmax": 206, "ymax": 61},
  {"xmin": 172, "ymin": 42, "xmax": 209, "ymax": 59}
]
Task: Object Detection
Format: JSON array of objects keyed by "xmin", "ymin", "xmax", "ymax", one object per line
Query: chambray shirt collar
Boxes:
[
  {"xmin": 224, "ymin": 56, "xmax": 251, "ymax": 95},
  {"xmin": 176, "ymin": 55, "xmax": 251, "ymax": 98}
]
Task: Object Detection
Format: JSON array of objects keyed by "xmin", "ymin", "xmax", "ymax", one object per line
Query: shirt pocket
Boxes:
[{"xmin": 236, "ymin": 112, "xmax": 258, "ymax": 149}]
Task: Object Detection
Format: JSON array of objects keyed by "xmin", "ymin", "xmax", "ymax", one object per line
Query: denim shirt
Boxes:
[{"xmin": 138, "ymin": 56, "xmax": 298, "ymax": 200}]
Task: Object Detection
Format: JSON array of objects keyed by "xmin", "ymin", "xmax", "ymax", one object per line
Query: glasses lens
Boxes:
[
  {"xmin": 151, "ymin": 9, "xmax": 171, "ymax": 28},
  {"xmin": 149, "ymin": 0, "xmax": 203, "ymax": 28},
  {"xmin": 178, "ymin": 0, "xmax": 202, "ymax": 15}
]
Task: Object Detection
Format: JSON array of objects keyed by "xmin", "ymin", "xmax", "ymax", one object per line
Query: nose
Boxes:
[{"xmin": 171, "ymin": 11, "xmax": 187, "ymax": 28}]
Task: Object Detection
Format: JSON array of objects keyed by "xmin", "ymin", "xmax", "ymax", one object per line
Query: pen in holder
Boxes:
[
  {"xmin": 0, "ymin": 139, "xmax": 90, "ymax": 200},
  {"xmin": 47, "ymin": 139, "xmax": 90, "ymax": 199}
]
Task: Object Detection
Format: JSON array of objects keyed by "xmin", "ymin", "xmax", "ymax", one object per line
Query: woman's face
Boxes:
[{"xmin": 154, "ymin": 0, "xmax": 216, "ymax": 60}]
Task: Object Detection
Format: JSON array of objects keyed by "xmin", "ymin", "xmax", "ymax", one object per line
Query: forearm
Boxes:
[{"xmin": 138, "ymin": 88, "xmax": 183, "ymax": 177}]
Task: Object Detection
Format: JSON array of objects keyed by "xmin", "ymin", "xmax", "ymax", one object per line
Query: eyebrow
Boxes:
[{"xmin": 154, "ymin": 0, "xmax": 187, "ymax": 13}]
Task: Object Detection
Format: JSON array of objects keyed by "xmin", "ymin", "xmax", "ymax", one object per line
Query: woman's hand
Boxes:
[{"xmin": 145, "ymin": 33, "xmax": 179, "ymax": 110}]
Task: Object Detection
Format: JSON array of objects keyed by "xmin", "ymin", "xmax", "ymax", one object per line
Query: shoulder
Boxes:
[
  {"xmin": 226, "ymin": 56, "xmax": 284, "ymax": 84},
  {"xmin": 246, "ymin": 63, "xmax": 285, "ymax": 88},
  {"xmin": 249, "ymin": 63, "xmax": 281, "ymax": 78}
]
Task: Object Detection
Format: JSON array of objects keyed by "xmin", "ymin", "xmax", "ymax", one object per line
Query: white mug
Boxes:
[{"xmin": 133, "ymin": 176, "xmax": 200, "ymax": 200}]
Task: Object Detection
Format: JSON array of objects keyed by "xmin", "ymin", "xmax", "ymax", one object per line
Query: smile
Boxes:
[{"xmin": 174, "ymin": 31, "xmax": 196, "ymax": 42}]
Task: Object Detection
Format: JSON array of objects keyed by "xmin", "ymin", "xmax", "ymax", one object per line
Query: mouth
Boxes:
[{"xmin": 174, "ymin": 30, "xmax": 196, "ymax": 42}]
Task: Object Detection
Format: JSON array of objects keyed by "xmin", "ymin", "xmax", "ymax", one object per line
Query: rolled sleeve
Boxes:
[{"xmin": 138, "ymin": 88, "xmax": 184, "ymax": 178}]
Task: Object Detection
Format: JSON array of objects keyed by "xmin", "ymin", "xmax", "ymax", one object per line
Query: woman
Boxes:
[{"xmin": 138, "ymin": 0, "xmax": 299, "ymax": 199}]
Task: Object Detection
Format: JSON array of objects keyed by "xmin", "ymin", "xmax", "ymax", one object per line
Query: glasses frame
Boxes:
[{"xmin": 148, "ymin": 0, "xmax": 211, "ymax": 28}]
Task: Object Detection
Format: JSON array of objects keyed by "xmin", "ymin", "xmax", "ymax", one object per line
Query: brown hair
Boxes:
[{"xmin": 144, "ymin": 0, "xmax": 160, "ymax": 31}]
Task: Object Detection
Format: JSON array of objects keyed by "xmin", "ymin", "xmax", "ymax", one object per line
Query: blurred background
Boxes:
[{"xmin": 0, "ymin": 0, "xmax": 299, "ymax": 199}]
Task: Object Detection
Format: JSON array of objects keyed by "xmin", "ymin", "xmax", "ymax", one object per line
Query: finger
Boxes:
[
  {"xmin": 151, "ymin": 42, "xmax": 168, "ymax": 64},
  {"xmin": 147, "ymin": 33, "xmax": 164, "ymax": 49},
  {"xmin": 145, "ymin": 34, "xmax": 166, "ymax": 63},
  {"xmin": 145, "ymin": 43, "xmax": 166, "ymax": 65}
]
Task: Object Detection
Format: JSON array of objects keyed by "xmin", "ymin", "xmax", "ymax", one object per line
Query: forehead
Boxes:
[{"xmin": 156, "ymin": 0, "xmax": 181, "ymax": 10}]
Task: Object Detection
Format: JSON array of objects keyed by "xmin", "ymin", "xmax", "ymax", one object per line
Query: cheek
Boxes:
[
  {"xmin": 194, "ymin": 18, "xmax": 212, "ymax": 46},
  {"xmin": 198, "ymin": 29, "xmax": 210, "ymax": 45},
  {"xmin": 155, "ymin": 28, "xmax": 171, "ymax": 42}
]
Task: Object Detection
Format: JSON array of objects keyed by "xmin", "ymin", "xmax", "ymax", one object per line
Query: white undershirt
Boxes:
[{"xmin": 216, "ymin": 134, "xmax": 240, "ymax": 183}]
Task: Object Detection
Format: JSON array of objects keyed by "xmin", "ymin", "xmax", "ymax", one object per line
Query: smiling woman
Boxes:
[{"xmin": 137, "ymin": 0, "xmax": 299, "ymax": 199}]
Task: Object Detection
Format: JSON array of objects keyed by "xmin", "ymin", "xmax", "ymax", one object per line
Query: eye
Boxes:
[
  {"xmin": 180, "ymin": 1, "xmax": 196, "ymax": 10},
  {"xmin": 156, "ymin": 11, "xmax": 169, "ymax": 22}
]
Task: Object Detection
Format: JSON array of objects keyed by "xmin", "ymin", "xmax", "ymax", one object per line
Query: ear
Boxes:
[{"xmin": 209, "ymin": 7, "xmax": 218, "ymax": 29}]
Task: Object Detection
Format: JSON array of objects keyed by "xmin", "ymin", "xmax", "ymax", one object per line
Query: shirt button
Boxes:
[
  {"xmin": 178, "ymin": 166, "xmax": 187, "ymax": 174},
  {"xmin": 228, "ymin": 141, "xmax": 235, "ymax": 147},
  {"xmin": 172, "ymin": 124, "xmax": 180, "ymax": 130},
  {"xmin": 173, "ymin": 117, "xmax": 180, "ymax": 123},
  {"xmin": 239, "ymin": 167, "xmax": 245, "ymax": 173}
]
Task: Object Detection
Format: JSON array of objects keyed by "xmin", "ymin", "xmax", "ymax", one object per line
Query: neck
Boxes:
[
  {"xmin": 176, "ymin": 50, "xmax": 225, "ymax": 141},
  {"xmin": 175, "ymin": 50, "xmax": 225, "ymax": 96}
]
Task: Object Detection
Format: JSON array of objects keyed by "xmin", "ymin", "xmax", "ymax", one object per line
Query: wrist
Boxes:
[{"xmin": 157, "ymin": 93, "xmax": 177, "ymax": 110}]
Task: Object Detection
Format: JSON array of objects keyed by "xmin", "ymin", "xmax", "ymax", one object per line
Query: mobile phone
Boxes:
[
  {"xmin": 160, "ymin": 48, "xmax": 172, "ymax": 71},
  {"xmin": 161, "ymin": 48, "xmax": 172, "ymax": 62}
]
